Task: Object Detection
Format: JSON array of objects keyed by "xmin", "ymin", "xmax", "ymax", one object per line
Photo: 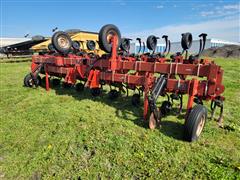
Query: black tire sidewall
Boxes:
[
  {"xmin": 52, "ymin": 31, "xmax": 72, "ymax": 55},
  {"xmin": 147, "ymin": 35, "xmax": 157, "ymax": 51},
  {"xmin": 48, "ymin": 43, "xmax": 55, "ymax": 52},
  {"xmin": 184, "ymin": 104, "xmax": 207, "ymax": 142},
  {"xmin": 24, "ymin": 74, "xmax": 32, "ymax": 87},
  {"xmin": 181, "ymin": 33, "xmax": 192, "ymax": 50},
  {"xmin": 98, "ymin": 24, "xmax": 121, "ymax": 53},
  {"xmin": 86, "ymin": 40, "xmax": 96, "ymax": 51},
  {"xmin": 72, "ymin": 41, "xmax": 80, "ymax": 50}
]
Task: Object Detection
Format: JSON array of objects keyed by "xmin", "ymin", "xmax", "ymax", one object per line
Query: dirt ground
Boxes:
[{"xmin": 202, "ymin": 45, "xmax": 240, "ymax": 58}]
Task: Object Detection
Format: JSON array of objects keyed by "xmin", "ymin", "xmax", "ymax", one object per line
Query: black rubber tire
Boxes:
[
  {"xmin": 24, "ymin": 74, "xmax": 33, "ymax": 87},
  {"xmin": 160, "ymin": 101, "xmax": 172, "ymax": 116},
  {"xmin": 120, "ymin": 38, "xmax": 130, "ymax": 52},
  {"xmin": 184, "ymin": 104, "xmax": 208, "ymax": 142},
  {"xmin": 24, "ymin": 74, "xmax": 41, "ymax": 87},
  {"xmin": 75, "ymin": 83, "xmax": 84, "ymax": 92},
  {"xmin": 181, "ymin": 33, "xmax": 193, "ymax": 50},
  {"xmin": 108, "ymin": 89, "xmax": 119, "ymax": 100},
  {"xmin": 72, "ymin": 41, "xmax": 80, "ymax": 50},
  {"xmin": 98, "ymin": 24, "xmax": 121, "ymax": 53},
  {"xmin": 91, "ymin": 88, "xmax": 101, "ymax": 96},
  {"xmin": 86, "ymin": 40, "xmax": 96, "ymax": 51},
  {"xmin": 51, "ymin": 31, "xmax": 72, "ymax": 55},
  {"xmin": 147, "ymin": 35, "xmax": 157, "ymax": 51},
  {"xmin": 48, "ymin": 43, "xmax": 55, "ymax": 52},
  {"xmin": 132, "ymin": 94, "xmax": 140, "ymax": 106}
]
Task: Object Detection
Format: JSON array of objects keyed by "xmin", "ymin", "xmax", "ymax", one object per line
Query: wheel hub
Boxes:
[
  {"xmin": 58, "ymin": 35, "xmax": 70, "ymax": 49},
  {"xmin": 196, "ymin": 116, "xmax": 205, "ymax": 137}
]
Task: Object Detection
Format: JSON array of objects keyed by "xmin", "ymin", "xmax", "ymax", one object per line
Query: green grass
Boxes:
[
  {"xmin": 0, "ymin": 58, "xmax": 240, "ymax": 179},
  {"xmin": 0, "ymin": 57, "xmax": 31, "ymax": 63}
]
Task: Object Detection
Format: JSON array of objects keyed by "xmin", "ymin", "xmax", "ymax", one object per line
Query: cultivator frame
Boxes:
[{"xmin": 24, "ymin": 24, "xmax": 225, "ymax": 142}]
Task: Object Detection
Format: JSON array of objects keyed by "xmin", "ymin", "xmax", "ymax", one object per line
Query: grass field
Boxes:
[{"xmin": 0, "ymin": 58, "xmax": 240, "ymax": 179}]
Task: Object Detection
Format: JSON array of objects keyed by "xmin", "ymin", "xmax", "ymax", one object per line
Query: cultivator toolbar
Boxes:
[{"xmin": 24, "ymin": 24, "xmax": 225, "ymax": 142}]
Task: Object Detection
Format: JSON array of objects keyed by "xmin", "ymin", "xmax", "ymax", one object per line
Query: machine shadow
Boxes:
[
  {"xmin": 49, "ymin": 84, "xmax": 185, "ymax": 141},
  {"xmin": 51, "ymin": 84, "xmax": 145, "ymax": 124},
  {"xmin": 159, "ymin": 120, "xmax": 184, "ymax": 141}
]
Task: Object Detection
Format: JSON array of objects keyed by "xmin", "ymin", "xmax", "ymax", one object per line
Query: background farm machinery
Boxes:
[
  {"xmin": 24, "ymin": 24, "xmax": 225, "ymax": 142},
  {"xmin": 31, "ymin": 29, "xmax": 105, "ymax": 55}
]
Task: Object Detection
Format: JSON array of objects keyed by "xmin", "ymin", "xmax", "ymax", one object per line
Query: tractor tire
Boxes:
[
  {"xmin": 184, "ymin": 104, "xmax": 207, "ymax": 142},
  {"xmin": 147, "ymin": 35, "xmax": 157, "ymax": 51},
  {"xmin": 132, "ymin": 94, "xmax": 140, "ymax": 106},
  {"xmin": 75, "ymin": 83, "xmax": 84, "ymax": 92},
  {"xmin": 52, "ymin": 31, "xmax": 72, "ymax": 55},
  {"xmin": 48, "ymin": 43, "xmax": 55, "ymax": 52},
  {"xmin": 98, "ymin": 24, "xmax": 121, "ymax": 53},
  {"xmin": 120, "ymin": 38, "xmax": 130, "ymax": 52},
  {"xmin": 72, "ymin": 41, "xmax": 80, "ymax": 50},
  {"xmin": 86, "ymin": 40, "xmax": 96, "ymax": 51},
  {"xmin": 181, "ymin": 33, "xmax": 192, "ymax": 50}
]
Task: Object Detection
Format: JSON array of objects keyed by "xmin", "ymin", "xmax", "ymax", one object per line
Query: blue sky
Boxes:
[{"xmin": 1, "ymin": 0, "xmax": 239, "ymax": 42}]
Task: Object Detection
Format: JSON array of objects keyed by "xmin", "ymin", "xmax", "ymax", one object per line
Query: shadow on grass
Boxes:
[
  {"xmin": 160, "ymin": 121, "xmax": 184, "ymax": 141},
  {"xmin": 49, "ymin": 83, "xmax": 185, "ymax": 141}
]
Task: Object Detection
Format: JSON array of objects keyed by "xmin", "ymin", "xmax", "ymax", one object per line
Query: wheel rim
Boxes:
[
  {"xmin": 196, "ymin": 115, "xmax": 205, "ymax": 137},
  {"xmin": 57, "ymin": 35, "xmax": 70, "ymax": 49},
  {"xmin": 28, "ymin": 79, "xmax": 33, "ymax": 86},
  {"xmin": 149, "ymin": 112, "xmax": 157, "ymax": 129},
  {"xmin": 106, "ymin": 30, "xmax": 119, "ymax": 44}
]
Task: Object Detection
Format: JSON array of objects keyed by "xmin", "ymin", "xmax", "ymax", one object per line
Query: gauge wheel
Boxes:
[
  {"xmin": 24, "ymin": 74, "xmax": 41, "ymax": 87},
  {"xmin": 48, "ymin": 43, "xmax": 55, "ymax": 52},
  {"xmin": 86, "ymin": 40, "xmax": 96, "ymax": 51},
  {"xmin": 184, "ymin": 104, "xmax": 207, "ymax": 142},
  {"xmin": 52, "ymin": 31, "xmax": 72, "ymax": 55},
  {"xmin": 72, "ymin": 41, "xmax": 80, "ymax": 50},
  {"xmin": 98, "ymin": 24, "xmax": 121, "ymax": 53},
  {"xmin": 181, "ymin": 32, "xmax": 193, "ymax": 50},
  {"xmin": 147, "ymin": 35, "xmax": 158, "ymax": 51}
]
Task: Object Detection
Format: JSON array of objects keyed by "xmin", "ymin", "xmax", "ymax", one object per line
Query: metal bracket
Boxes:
[{"xmin": 210, "ymin": 97, "xmax": 224, "ymax": 127}]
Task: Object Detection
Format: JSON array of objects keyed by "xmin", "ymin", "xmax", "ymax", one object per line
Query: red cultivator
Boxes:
[{"xmin": 24, "ymin": 24, "xmax": 225, "ymax": 142}]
